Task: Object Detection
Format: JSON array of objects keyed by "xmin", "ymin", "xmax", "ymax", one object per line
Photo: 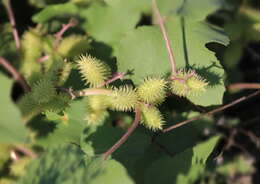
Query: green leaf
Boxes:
[
  {"xmin": 81, "ymin": 123, "xmax": 151, "ymax": 177},
  {"xmin": 144, "ymin": 136, "xmax": 220, "ymax": 184},
  {"xmin": 88, "ymin": 159, "xmax": 134, "ymax": 184},
  {"xmin": 159, "ymin": 0, "xmax": 224, "ymax": 21},
  {"xmin": 117, "ymin": 13, "xmax": 229, "ymax": 106},
  {"xmin": 36, "ymin": 100, "xmax": 86, "ymax": 147},
  {"xmin": 81, "ymin": 123, "xmax": 150, "ymax": 158},
  {"xmin": 32, "ymin": 3, "xmax": 79, "ymax": 23},
  {"xmin": 0, "ymin": 24, "xmax": 17, "ymax": 60},
  {"xmin": 157, "ymin": 112, "xmax": 214, "ymax": 155},
  {"xmin": 0, "ymin": 144, "xmax": 12, "ymax": 167},
  {"xmin": 79, "ymin": 0, "xmax": 143, "ymax": 46},
  {"xmin": 18, "ymin": 144, "xmax": 134, "ymax": 184},
  {"xmin": 117, "ymin": 26, "xmax": 170, "ymax": 83},
  {"xmin": 0, "ymin": 74, "xmax": 28, "ymax": 143}
]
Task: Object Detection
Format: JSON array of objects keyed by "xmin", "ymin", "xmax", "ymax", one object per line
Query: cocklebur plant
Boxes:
[
  {"xmin": 17, "ymin": 51, "xmax": 207, "ymax": 130},
  {"xmin": 16, "ymin": 3, "xmax": 209, "ymax": 132},
  {"xmin": 1, "ymin": 0, "xmax": 247, "ymax": 182},
  {"xmin": 74, "ymin": 54, "xmax": 208, "ymax": 131}
]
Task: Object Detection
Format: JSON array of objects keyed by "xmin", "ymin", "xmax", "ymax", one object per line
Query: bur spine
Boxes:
[
  {"xmin": 140, "ymin": 105, "xmax": 164, "ymax": 131},
  {"xmin": 170, "ymin": 69, "xmax": 208, "ymax": 98},
  {"xmin": 137, "ymin": 77, "xmax": 167, "ymax": 105},
  {"xmin": 76, "ymin": 55, "xmax": 111, "ymax": 87}
]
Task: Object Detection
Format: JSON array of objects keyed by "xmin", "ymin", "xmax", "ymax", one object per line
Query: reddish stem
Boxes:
[
  {"xmin": 103, "ymin": 107, "xmax": 142, "ymax": 160},
  {"xmin": 4, "ymin": 0, "xmax": 20, "ymax": 49},
  {"xmin": 0, "ymin": 57, "xmax": 31, "ymax": 92},
  {"xmin": 229, "ymin": 83, "xmax": 260, "ymax": 90},
  {"xmin": 97, "ymin": 72, "xmax": 125, "ymax": 88},
  {"xmin": 15, "ymin": 145, "xmax": 37, "ymax": 158},
  {"xmin": 54, "ymin": 18, "xmax": 78, "ymax": 49},
  {"xmin": 163, "ymin": 90, "xmax": 260, "ymax": 133},
  {"xmin": 37, "ymin": 55, "xmax": 50, "ymax": 63},
  {"xmin": 152, "ymin": 0, "xmax": 177, "ymax": 75}
]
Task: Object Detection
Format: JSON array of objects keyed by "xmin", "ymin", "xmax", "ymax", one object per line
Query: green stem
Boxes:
[{"xmin": 74, "ymin": 88, "xmax": 112, "ymax": 97}]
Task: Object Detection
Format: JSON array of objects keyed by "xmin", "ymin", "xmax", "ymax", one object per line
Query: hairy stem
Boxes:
[
  {"xmin": 15, "ymin": 145, "xmax": 37, "ymax": 158},
  {"xmin": 75, "ymin": 88, "xmax": 112, "ymax": 97},
  {"xmin": 0, "ymin": 57, "xmax": 31, "ymax": 92},
  {"xmin": 3, "ymin": 0, "xmax": 20, "ymax": 49},
  {"xmin": 229, "ymin": 83, "xmax": 260, "ymax": 90},
  {"xmin": 103, "ymin": 107, "xmax": 141, "ymax": 160},
  {"xmin": 54, "ymin": 18, "xmax": 78, "ymax": 49},
  {"xmin": 97, "ymin": 72, "xmax": 125, "ymax": 88},
  {"xmin": 152, "ymin": 0, "xmax": 177, "ymax": 75},
  {"xmin": 37, "ymin": 55, "xmax": 50, "ymax": 63},
  {"xmin": 57, "ymin": 88, "xmax": 113, "ymax": 99},
  {"xmin": 163, "ymin": 90, "xmax": 260, "ymax": 133}
]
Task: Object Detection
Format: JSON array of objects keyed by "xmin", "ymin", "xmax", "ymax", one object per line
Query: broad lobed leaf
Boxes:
[
  {"xmin": 144, "ymin": 136, "xmax": 220, "ymax": 184},
  {"xmin": 18, "ymin": 144, "xmax": 134, "ymax": 184},
  {"xmin": 0, "ymin": 74, "xmax": 28, "ymax": 143}
]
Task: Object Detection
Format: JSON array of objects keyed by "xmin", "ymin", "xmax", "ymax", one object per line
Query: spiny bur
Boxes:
[
  {"xmin": 170, "ymin": 69, "xmax": 208, "ymax": 98},
  {"xmin": 43, "ymin": 94, "xmax": 70, "ymax": 113},
  {"xmin": 85, "ymin": 95, "xmax": 110, "ymax": 125},
  {"xmin": 31, "ymin": 78, "xmax": 56, "ymax": 104},
  {"xmin": 57, "ymin": 35, "xmax": 90, "ymax": 58},
  {"xmin": 140, "ymin": 105, "xmax": 164, "ymax": 131},
  {"xmin": 76, "ymin": 55, "xmax": 111, "ymax": 87},
  {"xmin": 85, "ymin": 109, "xmax": 108, "ymax": 126},
  {"xmin": 108, "ymin": 85, "xmax": 138, "ymax": 112},
  {"xmin": 21, "ymin": 29, "xmax": 43, "ymax": 77},
  {"xmin": 137, "ymin": 77, "xmax": 167, "ymax": 105}
]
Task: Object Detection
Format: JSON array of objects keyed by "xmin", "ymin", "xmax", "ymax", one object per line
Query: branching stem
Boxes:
[
  {"xmin": 152, "ymin": 0, "xmax": 177, "ymax": 75},
  {"xmin": 97, "ymin": 72, "xmax": 125, "ymax": 88},
  {"xmin": 58, "ymin": 87, "xmax": 113, "ymax": 99},
  {"xmin": 103, "ymin": 107, "xmax": 141, "ymax": 160},
  {"xmin": 54, "ymin": 18, "xmax": 78, "ymax": 49},
  {"xmin": 0, "ymin": 57, "xmax": 31, "ymax": 92},
  {"xmin": 163, "ymin": 90, "xmax": 260, "ymax": 133},
  {"xmin": 74, "ymin": 88, "xmax": 112, "ymax": 97},
  {"xmin": 3, "ymin": 0, "xmax": 20, "ymax": 50}
]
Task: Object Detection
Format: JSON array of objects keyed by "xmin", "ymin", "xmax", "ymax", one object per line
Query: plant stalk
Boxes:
[
  {"xmin": 0, "ymin": 57, "xmax": 31, "ymax": 92},
  {"xmin": 163, "ymin": 90, "xmax": 260, "ymax": 133},
  {"xmin": 152, "ymin": 0, "xmax": 177, "ymax": 75},
  {"xmin": 103, "ymin": 107, "xmax": 141, "ymax": 160}
]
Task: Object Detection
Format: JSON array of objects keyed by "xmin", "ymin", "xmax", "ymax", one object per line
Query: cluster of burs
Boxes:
[
  {"xmin": 18, "ymin": 29, "xmax": 208, "ymax": 131},
  {"xmin": 75, "ymin": 55, "xmax": 208, "ymax": 131}
]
